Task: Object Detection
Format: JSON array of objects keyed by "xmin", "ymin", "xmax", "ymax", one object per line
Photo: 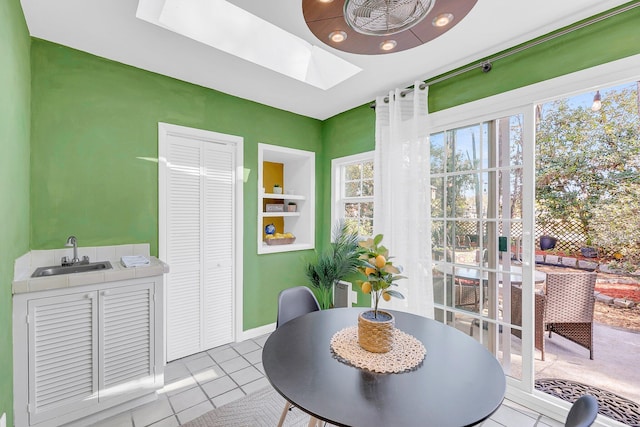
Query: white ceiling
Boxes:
[{"xmin": 20, "ymin": 0, "xmax": 629, "ymax": 120}]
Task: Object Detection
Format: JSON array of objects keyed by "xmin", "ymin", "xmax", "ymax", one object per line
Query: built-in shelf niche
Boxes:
[{"xmin": 258, "ymin": 143, "xmax": 315, "ymax": 254}]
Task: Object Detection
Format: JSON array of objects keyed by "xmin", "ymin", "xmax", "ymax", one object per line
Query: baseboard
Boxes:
[{"xmin": 238, "ymin": 322, "xmax": 276, "ymax": 341}]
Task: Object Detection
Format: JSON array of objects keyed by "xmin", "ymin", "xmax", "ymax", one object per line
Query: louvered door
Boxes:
[
  {"xmin": 27, "ymin": 293, "xmax": 98, "ymax": 425},
  {"xmin": 203, "ymin": 143, "xmax": 235, "ymax": 348},
  {"xmin": 162, "ymin": 129, "xmax": 236, "ymax": 361},
  {"xmin": 165, "ymin": 135, "xmax": 204, "ymax": 360},
  {"xmin": 99, "ymin": 282, "xmax": 155, "ymax": 396}
]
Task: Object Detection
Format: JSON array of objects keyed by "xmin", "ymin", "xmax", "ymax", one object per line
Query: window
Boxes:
[{"xmin": 331, "ymin": 152, "xmax": 374, "ymax": 237}]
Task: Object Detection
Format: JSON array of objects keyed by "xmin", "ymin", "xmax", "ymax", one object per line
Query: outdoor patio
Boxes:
[
  {"xmin": 447, "ymin": 257, "xmax": 640, "ymax": 426},
  {"xmin": 533, "ymin": 320, "xmax": 640, "ymax": 404}
]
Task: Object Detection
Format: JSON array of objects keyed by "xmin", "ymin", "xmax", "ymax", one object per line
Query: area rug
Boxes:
[
  {"xmin": 181, "ymin": 386, "xmax": 329, "ymax": 427},
  {"xmin": 536, "ymin": 378, "xmax": 640, "ymax": 426}
]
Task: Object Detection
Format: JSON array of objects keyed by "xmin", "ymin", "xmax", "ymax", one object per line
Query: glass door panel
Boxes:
[{"xmin": 430, "ymin": 112, "xmax": 533, "ymax": 387}]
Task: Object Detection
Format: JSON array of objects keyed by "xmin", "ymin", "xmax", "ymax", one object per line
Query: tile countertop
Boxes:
[{"xmin": 12, "ymin": 256, "xmax": 170, "ymax": 294}]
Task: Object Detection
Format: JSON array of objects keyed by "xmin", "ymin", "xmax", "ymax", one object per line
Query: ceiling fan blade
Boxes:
[
  {"xmin": 352, "ymin": 0, "xmax": 386, "ymax": 18},
  {"xmin": 387, "ymin": 2, "xmax": 418, "ymax": 25}
]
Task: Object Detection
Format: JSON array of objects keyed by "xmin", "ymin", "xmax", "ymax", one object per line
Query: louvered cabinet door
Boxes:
[
  {"xmin": 27, "ymin": 292, "xmax": 98, "ymax": 425},
  {"xmin": 98, "ymin": 282, "xmax": 155, "ymax": 399},
  {"xmin": 203, "ymin": 143, "xmax": 235, "ymax": 349}
]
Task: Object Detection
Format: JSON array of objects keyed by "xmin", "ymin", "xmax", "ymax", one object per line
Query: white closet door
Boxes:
[
  {"xmin": 163, "ymin": 130, "xmax": 236, "ymax": 361},
  {"xmin": 165, "ymin": 135, "xmax": 204, "ymax": 360},
  {"xmin": 203, "ymin": 143, "xmax": 235, "ymax": 349}
]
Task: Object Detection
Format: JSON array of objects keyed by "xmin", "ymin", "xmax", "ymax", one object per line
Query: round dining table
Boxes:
[{"xmin": 262, "ymin": 308, "xmax": 506, "ymax": 427}]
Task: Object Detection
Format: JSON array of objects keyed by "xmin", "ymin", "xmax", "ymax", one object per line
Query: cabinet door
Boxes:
[
  {"xmin": 27, "ymin": 292, "xmax": 98, "ymax": 425},
  {"xmin": 98, "ymin": 282, "xmax": 155, "ymax": 399}
]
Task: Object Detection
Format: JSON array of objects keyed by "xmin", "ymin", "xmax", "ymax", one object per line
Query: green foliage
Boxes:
[
  {"xmin": 305, "ymin": 221, "xmax": 363, "ymax": 309},
  {"xmin": 536, "ymin": 85, "xmax": 640, "ymax": 260},
  {"xmin": 355, "ymin": 234, "xmax": 406, "ymax": 318}
]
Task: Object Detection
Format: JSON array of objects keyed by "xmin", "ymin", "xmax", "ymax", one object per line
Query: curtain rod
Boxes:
[{"xmin": 370, "ymin": 1, "xmax": 640, "ymax": 109}]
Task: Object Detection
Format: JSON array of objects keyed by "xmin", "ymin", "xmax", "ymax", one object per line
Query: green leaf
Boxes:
[
  {"xmin": 359, "ymin": 238, "xmax": 374, "ymax": 249},
  {"xmin": 385, "ymin": 289, "xmax": 405, "ymax": 299},
  {"xmin": 373, "ymin": 234, "xmax": 384, "ymax": 246},
  {"xmin": 383, "ymin": 264, "xmax": 400, "ymax": 274}
]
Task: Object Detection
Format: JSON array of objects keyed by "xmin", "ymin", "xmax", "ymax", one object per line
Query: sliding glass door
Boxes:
[{"xmin": 430, "ymin": 109, "xmax": 536, "ymax": 389}]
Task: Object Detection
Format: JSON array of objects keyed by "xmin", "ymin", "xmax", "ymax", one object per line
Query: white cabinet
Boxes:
[
  {"xmin": 258, "ymin": 143, "xmax": 315, "ymax": 254},
  {"xmin": 13, "ymin": 277, "xmax": 164, "ymax": 427}
]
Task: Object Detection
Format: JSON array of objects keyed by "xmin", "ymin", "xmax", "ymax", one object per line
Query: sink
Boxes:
[{"xmin": 31, "ymin": 261, "xmax": 113, "ymax": 278}]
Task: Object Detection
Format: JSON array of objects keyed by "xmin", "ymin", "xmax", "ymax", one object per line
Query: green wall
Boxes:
[
  {"xmin": 2, "ymin": 3, "xmax": 638, "ymax": 423},
  {"xmin": 0, "ymin": 0, "xmax": 31, "ymax": 424},
  {"xmin": 30, "ymin": 39, "xmax": 324, "ymax": 330}
]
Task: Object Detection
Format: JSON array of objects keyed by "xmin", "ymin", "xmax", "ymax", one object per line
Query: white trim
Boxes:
[
  {"xmin": 257, "ymin": 143, "xmax": 315, "ymax": 254},
  {"xmin": 429, "ymin": 53, "xmax": 640, "ymax": 132},
  {"xmin": 237, "ymin": 322, "xmax": 276, "ymax": 342},
  {"xmin": 427, "ymin": 53, "xmax": 640, "ymax": 423},
  {"xmin": 158, "ymin": 122, "xmax": 244, "ymax": 356},
  {"xmin": 330, "ymin": 151, "xmax": 375, "ymax": 237},
  {"xmin": 506, "ymin": 385, "xmax": 628, "ymax": 427}
]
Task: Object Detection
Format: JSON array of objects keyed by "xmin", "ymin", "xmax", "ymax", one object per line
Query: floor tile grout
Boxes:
[{"xmin": 94, "ymin": 334, "xmax": 550, "ymax": 427}]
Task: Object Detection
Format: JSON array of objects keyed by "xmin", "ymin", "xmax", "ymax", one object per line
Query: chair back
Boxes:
[
  {"xmin": 544, "ymin": 272, "xmax": 597, "ymax": 323},
  {"xmin": 565, "ymin": 394, "xmax": 598, "ymax": 427},
  {"xmin": 276, "ymin": 286, "xmax": 320, "ymax": 328}
]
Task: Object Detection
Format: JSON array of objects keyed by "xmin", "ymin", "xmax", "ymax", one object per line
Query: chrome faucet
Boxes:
[{"xmin": 62, "ymin": 235, "xmax": 89, "ymax": 266}]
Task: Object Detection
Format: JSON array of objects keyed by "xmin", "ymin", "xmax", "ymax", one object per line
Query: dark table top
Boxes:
[{"xmin": 262, "ymin": 308, "xmax": 506, "ymax": 427}]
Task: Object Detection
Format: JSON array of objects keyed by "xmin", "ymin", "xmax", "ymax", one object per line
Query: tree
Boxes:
[{"xmin": 536, "ymin": 86, "xmax": 640, "ymax": 257}]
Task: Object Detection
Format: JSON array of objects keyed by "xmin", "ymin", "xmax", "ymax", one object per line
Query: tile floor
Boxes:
[{"xmin": 90, "ymin": 334, "xmax": 564, "ymax": 427}]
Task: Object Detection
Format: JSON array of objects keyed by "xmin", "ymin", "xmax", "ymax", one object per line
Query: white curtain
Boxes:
[{"xmin": 374, "ymin": 82, "xmax": 433, "ymax": 318}]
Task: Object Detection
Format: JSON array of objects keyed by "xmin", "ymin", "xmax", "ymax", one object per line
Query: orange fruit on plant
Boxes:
[
  {"xmin": 375, "ymin": 255, "xmax": 386, "ymax": 268},
  {"xmin": 365, "ymin": 267, "xmax": 376, "ymax": 276},
  {"xmin": 382, "ymin": 291, "xmax": 391, "ymax": 301},
  {"xmin": 361, "ymin": 282, "xmax": 372, "ymax": 294}
]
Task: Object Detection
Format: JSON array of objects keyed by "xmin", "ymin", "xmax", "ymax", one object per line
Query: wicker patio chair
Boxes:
[
  {"xmin": 455, "ymin": 277, "xmax": 480, "ymax": 312},
  {"xmin": 511, "ymin": 285, "xmax": 546, "ymax": 359},
  {"xmin": 545, "ymin": 272, "xmax": 597, "ymax": 360},
  {"xmin": 511, "ymin": 272, "xmax": 597, "ymax": 361}
]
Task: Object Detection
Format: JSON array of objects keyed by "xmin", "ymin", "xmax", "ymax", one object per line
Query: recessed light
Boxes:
[
  {"xmin": 329, "ymin": 31, "xmax": 347, "ymax": 43},
  {"xmin": 380, "ymin": 40, "xmax": 397, "ymax": 51},
  {"xmin": 432, "ymin": 13, "xmax": 454, "ymax": 27}
]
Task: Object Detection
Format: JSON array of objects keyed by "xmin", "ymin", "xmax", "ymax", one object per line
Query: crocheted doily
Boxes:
[{"xmin": 330, "ymin": 326, "xmax": 426, "ymax": 373}]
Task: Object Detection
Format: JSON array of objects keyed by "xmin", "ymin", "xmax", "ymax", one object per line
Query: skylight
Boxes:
[{"xmin": 136, "ymin": 0, "xmax": 361, "ymax": 90}]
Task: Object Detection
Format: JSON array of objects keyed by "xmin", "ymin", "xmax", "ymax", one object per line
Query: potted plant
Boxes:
[
  {"xmin": 355, "ymin": 234, "xmax": 406, "ymax": 353},
  {"xmin": 304, "ymin": 221, "xmax": 363, "ymax": 310},
  {"xmin": 539, "ymin": 235, "xmax": 557, "ymax": 251},
  {"xmin": 580, "ymin": 237, "xmax": 598, "ymax": 258},
  {"xmin": 287, "ymin": 202, "xmax": 297, "ymax": 212},
  {"xmin": 273, "ymin": 184, "xmax": 282, "ymax": 194}
]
